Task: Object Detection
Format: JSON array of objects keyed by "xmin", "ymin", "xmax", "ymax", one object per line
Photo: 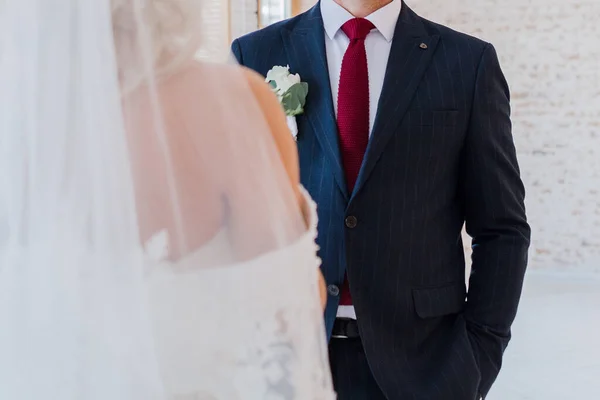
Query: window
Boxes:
[
  {"xmin": 195, "ymin": 0, "xmax": 231, "ymax": 62},
  {"xmin": 258, "ymin": 0, "xmax": 292, "ymax": 28},
  {"xmin": 196, "ymin": 0, "xmax": 300, "ymax": 61}
]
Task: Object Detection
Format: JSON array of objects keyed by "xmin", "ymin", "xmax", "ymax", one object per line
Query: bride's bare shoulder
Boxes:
[
  {"xmin": 170, "ymin": 61, "xmax": 259, "ymax": 90},
  {"xmin": 177, "ymin": 61, "xmax": 294, "ymax": 142},
  {"xmin": 238, "ymin": 66, "xmax": 302, "ymax": 204},
  {"xmin": 166, "ymin": 62, "xmax": 278, "ymax": 111},
  {"xmin": 171, "ymin": 61, "xmax": 301, "ymax": 200}
]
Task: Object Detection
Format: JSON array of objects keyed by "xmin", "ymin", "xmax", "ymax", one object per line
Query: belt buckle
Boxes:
[
  {"xmin": 331, "ymin": 334, "xmax": 349, "ymax": 339},
  {"xmin": 332, "ymin": 318, "xmax": 353, "ymax": 339}
]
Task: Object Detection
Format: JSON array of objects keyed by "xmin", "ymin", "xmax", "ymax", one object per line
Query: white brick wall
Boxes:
[{"xmin": 298, "ymin": 0, "xmax": 600, "ymax": 271}]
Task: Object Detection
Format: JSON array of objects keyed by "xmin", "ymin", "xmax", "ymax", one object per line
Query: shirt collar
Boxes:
[{"xmin": 320, "ymin": 0, "xmax": 402, "ymax": 43}]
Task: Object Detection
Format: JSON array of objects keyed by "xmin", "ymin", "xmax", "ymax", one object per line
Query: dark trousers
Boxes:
[{"xmin": 328, "ymin": 338, "xmax": 388, "ymax": 400}]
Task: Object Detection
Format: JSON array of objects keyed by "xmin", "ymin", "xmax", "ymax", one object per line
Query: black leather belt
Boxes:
[{"xmin": 331, "ymin": 318, "xmax": 360, "ymax": 339}]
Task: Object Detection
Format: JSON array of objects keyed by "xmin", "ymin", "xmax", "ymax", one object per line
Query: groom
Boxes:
[{"xmin": 233, "ymin": 0, "xmax": 530, "ymax": 399}]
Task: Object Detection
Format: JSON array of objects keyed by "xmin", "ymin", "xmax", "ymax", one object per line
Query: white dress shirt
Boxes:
[
  {"xmin": 320, "ymin": 0, "xmax": 402, "ymax": 319},
  {"xmin": 321, "ymin": 0, "xmax": 402, "ymax": 136}
]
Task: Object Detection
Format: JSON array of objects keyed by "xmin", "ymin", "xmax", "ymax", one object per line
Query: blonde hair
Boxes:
[{"xmin": 111, "ymin": 0, "xmax": 202, "ymax": 92}]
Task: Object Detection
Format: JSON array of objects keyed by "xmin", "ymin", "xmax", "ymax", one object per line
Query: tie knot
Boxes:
[{"xmin": 341, "ymin": 18, "xmax": 375, "ymax": 41}]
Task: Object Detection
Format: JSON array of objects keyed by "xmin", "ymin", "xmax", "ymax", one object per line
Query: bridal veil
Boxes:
[{"xmin": 0, "ymin": 1, "xmax": 332, "ymax": 398}]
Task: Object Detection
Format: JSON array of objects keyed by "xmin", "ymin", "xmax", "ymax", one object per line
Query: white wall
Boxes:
[{"xmin": 299, "ymin": 0, "xmax": 600, "ymax": 271}]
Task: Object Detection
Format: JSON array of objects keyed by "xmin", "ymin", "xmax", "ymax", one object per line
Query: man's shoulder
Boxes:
[
  {"xmin": 418, "ymin": 13, "xmax": 490, "ymax": 54},
  {"xmin": 234, "ymin": 9, "xmax": 312, "ymax": 46},
  {"xmin": 232, "ymin": 8, "xmax": 317, "ymax": 66}
]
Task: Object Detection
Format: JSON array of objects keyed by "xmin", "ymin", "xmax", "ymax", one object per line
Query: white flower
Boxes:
[
  {"xmin": 276, "ymin": 72, "xmax": 301, "ymax": 94},
  {"xmin": 265, "ymin": 65, "xmax": 301, "ymax": 95},
  {"xmin": 265, "ymin": 65, "xmax": 290, "ymax": 84},
  {"xmin": 266, "ymin": 65, "xmax": 309, "ymax": 140}
]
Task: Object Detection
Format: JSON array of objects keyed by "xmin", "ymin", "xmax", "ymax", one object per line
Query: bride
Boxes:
[{"xmin": 0, "ymin": 0, "xmax": 333, "ymax": 399}]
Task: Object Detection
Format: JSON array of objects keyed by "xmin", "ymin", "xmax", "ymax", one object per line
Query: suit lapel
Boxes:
[
  {"xmin": 281, "ymin": 5, "xmax": 349, "ymax": 200},
  {"xmin": 353, "ymin": 3, "xmax": 439, "ymax": 199}
]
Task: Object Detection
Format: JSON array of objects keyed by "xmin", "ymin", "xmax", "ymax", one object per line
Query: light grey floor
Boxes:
[{"xmin": 487, "ymin": 270, "xmax": 600, "ymax": 399}]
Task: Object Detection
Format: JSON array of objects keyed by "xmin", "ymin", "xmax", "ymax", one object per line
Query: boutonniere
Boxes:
[{"xmin": 265, "ymin": 65, "xmax": 308, "ymax": 141}]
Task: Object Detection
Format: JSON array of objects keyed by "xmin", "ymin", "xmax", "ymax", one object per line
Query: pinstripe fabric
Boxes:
[
  {"xmin": 329, "ymin": 339, "xmax": 387, "ymax": 399},
  {"xmin": 232, "ymin": 2, "xmax": 530, "ymax": 399}
]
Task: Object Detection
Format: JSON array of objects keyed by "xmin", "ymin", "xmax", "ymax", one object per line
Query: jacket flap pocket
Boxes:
[{"xmin": 412, "ymin": 282, "xmax": 466, "ymax": 319}]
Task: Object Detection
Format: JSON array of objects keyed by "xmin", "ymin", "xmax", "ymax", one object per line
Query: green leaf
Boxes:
[
  {"xmin": 281, "ymin": 93, "xmax": 299, "ymax": 116},
  {"xmin": 281, "ymin": 82, "xmax": 309, "ymax": 115},
  {"xmin": 290, "ymin": 82, "xmax": 308, "ymax": 103},
  {"xmin": 284, "ymin": 105, "xmax": 304, "ymax": 116}
]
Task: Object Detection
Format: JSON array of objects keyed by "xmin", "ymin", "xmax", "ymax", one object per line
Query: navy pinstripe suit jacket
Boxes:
[{"xmin": 233, "ymin": 2, "xmax": 530, "ymax": 398}]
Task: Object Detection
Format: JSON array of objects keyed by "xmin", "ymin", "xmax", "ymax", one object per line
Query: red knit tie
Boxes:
[{"xmin": 337, "ymin": 18, "xmax": 374, "ymax": 307}]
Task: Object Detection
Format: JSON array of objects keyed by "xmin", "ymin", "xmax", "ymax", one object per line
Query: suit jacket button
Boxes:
[
  {"xmin": 345, "ymin": 216, "xmax": 358, "ymax": 229},
  {"xmin": 327, "ymin": 284, "xmax": 340, "ymax": 296}
]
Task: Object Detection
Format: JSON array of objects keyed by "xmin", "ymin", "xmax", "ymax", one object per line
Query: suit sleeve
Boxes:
[
  {"xmin": 461, "ymin": 43, "xmax": 531, "ymax": 398},
  {"xmin": 231, "ymin": 39, "xmax": 244, "ymax": 65}
]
